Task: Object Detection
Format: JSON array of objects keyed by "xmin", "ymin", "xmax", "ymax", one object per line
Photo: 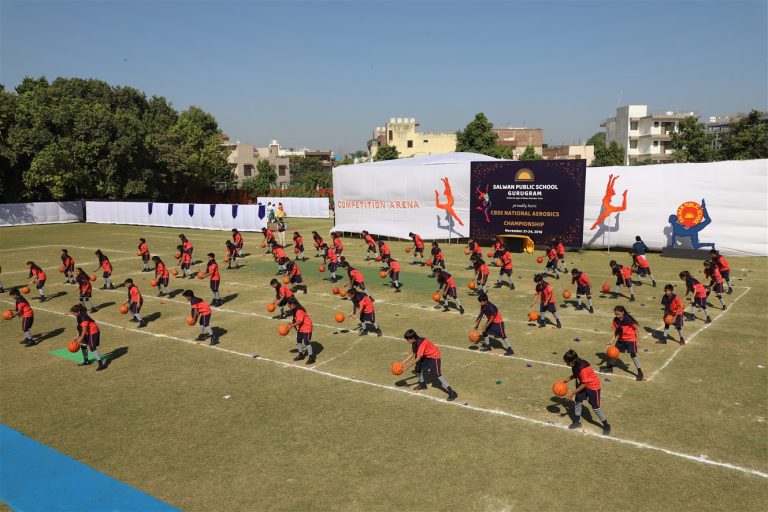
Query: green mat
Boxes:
[{"xmin": 48, "ymin": 348, "xmax": 106, "ymax": 363}]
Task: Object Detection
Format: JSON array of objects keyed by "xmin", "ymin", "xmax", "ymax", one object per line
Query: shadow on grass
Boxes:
[
  {"xmin": 46, "ymin": 291, "xmax": 68, "ymax": 300},
  {"xmin": 143, "ymin": 312, "xmax": 161, "ymax": 323},
  {"xmin": 103, "ymin": 346, "xmax": 128, "ymax": 361},
  {"xmin": 547, "ymin": 397, "xmax": 603, "ymax": 428},
  {"xmin": 34, "ymin": 327, "xmax": 66, "ymax": 345},
  {"xmin": 212, "ymin": 327, "xmax": 228, "ymax": 338},
  {"xmin": 219, "ymin": 293, "xmax": 238, "ymax": 305},
  {"xmin": 93, "ymin": 301, "xmax": 116, "ymax": 310}
]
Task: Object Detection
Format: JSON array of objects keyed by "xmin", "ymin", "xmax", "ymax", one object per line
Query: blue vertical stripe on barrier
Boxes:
[
  {"xmin": 167, "ymin": 204, "xmax": 173, "ymax": 216},
  {"xmin": 232, "ymin": 204, "xmax": 238, "ymax": 219},
  {"xmin": 210, "ymin": 204, "xmax": 216, "ymax": 217},
  {"xmin": 258, "ymin": 205, "xmax": 266, "ymax": 219},
  {"xmin": 148, "ymin": 202, "xmax": 153, "ymax": 215},
  {"xmin": 188, "ymin": 204, "xmax": 194, "ymax": 217}
]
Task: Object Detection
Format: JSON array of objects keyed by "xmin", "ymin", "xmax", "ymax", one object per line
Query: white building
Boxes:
[{"xmin": 601, "ymin": 105, "xmax": 695, "ymax": 165}]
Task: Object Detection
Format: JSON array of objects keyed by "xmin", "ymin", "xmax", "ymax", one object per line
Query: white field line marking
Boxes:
[
  {"xmin": 0, "ymin": 256, "xmax": 139, "ymax": 276},
  {"xmin": 42, "ymin": 281, "xmax": 611, "ymax": 378},
  {"xmin": 0, "ymin": 245, "xmax": 64, "ymax": 253},
  {"xmin": 5, "ymin": 299, "xmax": 766, "ymax": 481},
  {"xmin": 648, "ymin": 287, "xmax": 752, "ymax": 381},
  {"xmin": 312, "ymin": 337, "xmax": 364, "ymax": 368}
]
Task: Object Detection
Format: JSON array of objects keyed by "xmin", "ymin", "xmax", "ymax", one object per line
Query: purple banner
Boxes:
[{"xmin": 470, "ymin": 160, "xmax": 586, "ymax": 247}]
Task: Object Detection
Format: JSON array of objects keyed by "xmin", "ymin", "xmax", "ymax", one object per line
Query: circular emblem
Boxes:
[{"xmin": 676, "ymin": 201, "xmax": 704, "ymax": 227}]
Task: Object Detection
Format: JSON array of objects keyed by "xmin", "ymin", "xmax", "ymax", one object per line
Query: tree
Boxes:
[
  {"xmin": 240, "ymin": 160, "xmax": 277, "ymax": 197},
  {"xmin": 586, "ymin": 132, "xmax": 605, "ymax": 147},
  {"xmin": 519, "ymin": 144, "xmax": 542, "ymax": 160},
  {"xmin": 289, "ymin": 156, "xmax": 325, "ymax": 182},
  {"xmin": 718, "ymin": 110, "xmax": 768, "ymax": 160},
  {"xmin": 373, "ymin": 144, "xmax": 399, "ymax": 161},
  {"xmin": 592, "ymin": 140, "xmax": 625, "ymax": 167},
  {"xmin": 297, "ymin": 170, "xmax": 332, "ymax": 191},
  {"xmin": 455, "ymin": 113, "xmax": 512, "ymax": 158},
  {"xmin": 670, "ymin": 116, "xmax": 715, "ymax": 163}
]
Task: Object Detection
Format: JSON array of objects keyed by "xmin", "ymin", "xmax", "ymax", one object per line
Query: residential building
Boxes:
[
  {"xmin": 542, "ymin": 144, "xmax": 595, "ymax": 166},
  {"xmin": 601, "ymin": 105, "xmax": 695, "ymax": 165},
  {"xmin": 369, "ymin": 118, "xmax": 456, "ymax": 158},
  {"xmin": 494, "ymin": 127, "xmax": 544, "ymax": 157},
  {"xmin": 222, "ymin": 137, "xmax": 291, "ymax": 188},
  {"xmin": 707, "ymin": 112, "xmax": 768, "ymax": 149}
]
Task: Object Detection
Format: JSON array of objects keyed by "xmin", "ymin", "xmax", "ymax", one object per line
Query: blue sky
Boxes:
[{"xmin": 2, "ymin": 0, "xmax": 766, "ymax": 154}]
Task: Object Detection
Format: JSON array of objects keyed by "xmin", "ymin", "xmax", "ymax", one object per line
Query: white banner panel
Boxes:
[
  {"xmin": 583, "ymin": 159, "xmax": 768, "ymax": 256},
  {"xmin": 332, "ymin": 153, "xmax": 499, "ymax": 239},
  {"xmin": 262, "ymin": 197, "xmax": 329, "ymax": 218},
  {"xmin": 0, "ymin": 201, "xmax": 83, "ymax": 226},
  {"xmin": 86, "ymin": 202, "xmax": 267, "ymax": 233}
]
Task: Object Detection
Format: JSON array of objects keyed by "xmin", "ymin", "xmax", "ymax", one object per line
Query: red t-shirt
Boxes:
[
  {"xmin": 31, "ymin": 267, "xmax": 46, "ymax": 281},
  {"xmin": 502, "ymin": 252, "xmax": 513, "ymax": 270},
  {"xmin": 128, "ymin": 286, "xmax": 142, "ymax": 303},
  {"xmin": 156, "ymin": 262, "xmax": 169, "ymax": 279},
  {"xmin": 358, "ymin": 295, "xmax": 374, "ymax": 314},
  {"xmin": 78, "ymin": 314, "xmax": 100, "ymax": 335},
  {"xmin": 538, "ymin": 282, "xmax": 555, "ymax": 304},
  {"xmin": 16, "ymin": 297, "xmax": 33, "ymax": 318},
  {"xmin": 190, "ymin": 297, "xmax": 211, "ymax": 316},
  {"xmin": 350, "ymin": 269, "xmax": 365, "ymax": 283},
  {"xmin": 207, "ymin": 262, "xmax": 220, "ymax": 281},
  {"xmin": 416, "ymin": 338, "xmax": 441, "ymax": 359},
  {"xmin": 278, "ymin": 285, "xmax": 294, "ymax": 299},
  {"xmin": 413, "ymin": 234, "xmax": 423, "ymax": 248},
  {"xmin": 389, "ymin": 260, "xmax": 401, "ymax": 272},
  {"xmin": 613, "ymin": 318, "xmax": 638, "ymax": 342},
  {"xmin": 333, "ymin": 238, "xmax": 343, "ymax": 251},
  {"xmin": 295, "ymin": 309, "xmax": 313, "ymax": 333}
]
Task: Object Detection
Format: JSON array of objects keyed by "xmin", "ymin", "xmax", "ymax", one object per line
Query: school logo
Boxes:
[
  {"xmin": 676, "ymin": 201, "xmax": 704, "ymax": 227},
  {"xmin": 515, "ymin": 168, "xmax": 534, "ymax": 182}
]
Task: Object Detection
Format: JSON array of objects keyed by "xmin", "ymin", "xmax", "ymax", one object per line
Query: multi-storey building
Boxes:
[
  {"xmin": 601, "ymin": 105, "xmax": 695, "ymax": 165},
  {"xmin": 222, "ymin": 137, "xmax": 291, "ymax": 188},
  {"xmin": 494, "ymin": 127, "xmax": 544, "ymax": 157},
  {"xmin": 369, "ymin": 118, "xmax": 456, "ymax": 158},
  {"xmin": 542, "ymin": 144, "xmax": 594, "ymax": 166}
]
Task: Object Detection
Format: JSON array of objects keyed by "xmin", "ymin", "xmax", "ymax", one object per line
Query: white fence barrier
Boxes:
[
  {"xmin": 0, "ymin": 201, "xmax": 84, "ymax": 226},
  {"xmin": 86, "ymin": 202, "xmax": 268, "ymax": 232},
  {"xmin": 259, "ymin": 197, "xmax": 329, "ymax": 218}
]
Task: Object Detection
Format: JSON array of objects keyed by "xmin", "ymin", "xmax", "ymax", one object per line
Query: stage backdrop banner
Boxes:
[
  {"xmin": 261, "ymin": 197, "xmax": 329, "ymax": 218},
  {"xmin": 332, "ymin": 153, "xmax": 499, "ymax": 239},
  {"xmin": 583, "ymin": 159, "xmax": 768, "ymax": 256},
  {"xmin": 470, "ymin": 160, "xmax": 586, "ymax": 246},
  {"xmin": 0, "ymin": 202, "xmax": 83, "ymax": 226},
  {"xmin": 86, "ymin": 201, "xmax": 267, "ymax": 232}
]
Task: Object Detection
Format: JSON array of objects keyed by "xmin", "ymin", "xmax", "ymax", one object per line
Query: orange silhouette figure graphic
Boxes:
[
  {"xmin": 435, "ymin": 177, "xmax": 464, "ymax": 226},
  {"xmin": 590, "ymin": 174, "xmax": 628, "ymax": 230}
]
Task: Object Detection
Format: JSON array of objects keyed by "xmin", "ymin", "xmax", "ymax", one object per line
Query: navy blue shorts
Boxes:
[
  {"xmin": 329, "ymin": 262, "xmax": 337, "ymax": 273},
  {"xmin": 291, "ymin": 274, "xmax": 303, "ymax": 284},
  {"xmin": 236, "ymin": 242, "xmax": 243, "ymax": 250},
  {"xmin": 277, "ymin": 297, "xmax": 289, "ymax": 307},
  {"xmin": 142, "ymin": 253, "xmax": 150, "ymax": 263},
  {"xmin": 694, "ymin": 296, "xmax": 707, "ymax": 308},
  {"xmin": 335, "ymin": 248, "xmax": 343, "ymax": 256},
  {"xmin": 484, "ymin": 322, "xmax": 506, "ymax": 339},
  {"xmin": 721, "ymin": 269, "xmax": 730, "ymax": 282},
  {"xmin": 435, "ymin": 260, "xmax": 445, "ymax": 269},
  {"xmin": 419, "ymin": 357, "xmax": 442, "ymax": 376},
  {"xmin": 539, "ymin": 303, "xmax": 557, "ymax": 314},
  {"xmin": 366, "ymin": 245, "xmax": 376, "ymax": 253},
  {"xmin": 499, "ymin": 268, "xmax": 512, "ymax": 276},
  {"xmin": 181, "ymin": 262, "xmax": 190, "ymax": 270},
  {"xmin": 129, "ymin": 302, "xmax": 142, "ymax": 314},
  {"xmin": 80, "ymin": 292, "xmax": 91, "ymax": 299},
  {"xmin": 637, "ymin": 266, "xmax": 651, "ymax": 277},
  {"xmin": 615, "ymin": 277, "xmax": 632, "ymax": 287},
  {"xmin": 210, "ymin": 280, "xmax": 220, "ymax": 292},
  {"xmin": 710, "ymin": 282, "xmax": 723, "ymax": 294},
  {"xmin": 198, "ymin": 314, "xmax": 211, "ymax": 327},
  {"xmin": 86, "ymin": 332, "xmax": 100, "ymax": 350},
  {"xmin": 389, "ymin": 272, "xmax": 399, "ymax": 281},
  {"xmin": 361, "ymin": 312, "xmax": 376, "ymax": 324},
  {"xmin": 21, "ymin": 316, "xmax": 33, "ymax": 332},
  {"xmin": 159, "ymin": 277, "xmax": 169, "ymax": 287},
  {"xmin": 616, "ymin": 341, "xmax": 637, "ymax": 357},
  {"xmin": 558, "ymin": 254, "xmax": 565, "ymax": 261},
  {"xmin": 546, "ymin": 260, "xmax": 558, "ymax": 270},
  {"xmin": 670, "ymin": 314, "xmax": 684, "ymax": 329},
  {"xmin": 576, "ymin": 285, "xmax": 591, "ymax": 296},
  {"xmin": 64, "ymin": 264, "xmax": 74, "ymax": 273},
  {"xmin": 477, "ymin": 274, "xmax": 488, "ymax": 285},
  {"xmin": 414, "ymin": 247, "xmax": 424, "ymax": 255},
  {"xmin": 103, "ymin": 271, "xmax": 111, "ymax": 278},
  {"xmin": 36, "ymin": 279, "xmax": 45, "ymax": 289},
  {"xmin": 296, "ymin": 244, "xmax": 304, "ymax": 252},
  {"xmin": 575, "ymin": 388, "xmax": 601, "ymax": 409},
  {"xmin": 297, "ymin": 331, "xmax": 312, "ymax": 345},
  {"xmin": 446, "ymin": 287, "xmax": 457, "ymax": 299}
]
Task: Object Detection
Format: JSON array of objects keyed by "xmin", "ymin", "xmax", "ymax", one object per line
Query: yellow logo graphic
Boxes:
[
  {"xmin": 515, "ymin": 169, "xmax": 534, "ymax": 181},
  {"xmin": 676, "ymin": 201, "xmax": 704, "ymax": 227}
]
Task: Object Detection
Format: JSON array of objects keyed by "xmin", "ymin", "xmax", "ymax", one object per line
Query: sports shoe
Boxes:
[
  {"xmin": 705, "ymin": 317, "xmax": 712, "ymax": 324},
  {"xmin": 629, "ymin": 296, "xmax": 636, "ymax": 302},
  {"xmin": 722, "ymin": 305, "xmax": 728, "ymax": 311},
  {"xmin": 195, "ymin": 334, "xmax": 207, "ymax": 341},
  {"xmin": 727, "ymin": 287, "xmax": 733, "ymax": 295},
  {"xmin": 376, "ymin": 328, "xmax": 382, "ymax": 337},
  {"xmin": 589, "ymin": 306, "xmax": 594, "ymax": 314},
  {"xmin": 503, "ymin": 348, "xmax": 514, "ymax": 356},
  {"xmin": 293, "ymin": 352, "xmax": 307, "ymax": 361},
  {"xmin": 655, "ymin": 338, "xmax": 667, "ymax": 344},
  {"xmin": 509, "ymin": 283, "xmax": 516, "ymax": 290},
  {"xmin": 652, "ymin": 281, "xmax": 657, "ymax": 287},
  {"xmin": 130, "ymin": 318, "xmax": 139, "ymax": 323},
  {"xmin": 78, "ymin": 360, "xmax": 92, "ymax": 366},
  {"xmin": 23, "ymin": 339, "xmax": 36, "ymax": 347},
  {"xmin": 636, "ymin": 370, "xmax": 645, "ymax": 381},
  {"xmin": 480, "ymin": 345, "xmax": 492, "ymax": 352},
  {"xmin": 680, "ymin": 337, "xmax": 686, "ymax": 346},
  {"xmin": 568, "ymin": 421, "xmax": 582, "ymax": 430},
  {"xmin": 358, "ymin": 329, "xmax": 367, "ymax": 336},
  {"xmin": 306, "ymin": 354, "xmax": 316, "ymax": 365},
  {"xmin": 96, "ymin": 360, "xmax": 108, "ymax": 371},
  {"xmin": 459, "ymin": 306, "xmax": 465, "ymax": 315},
  {"xmin": 394, "ymin": 288, "xmax": 401, "ymax": 293},
  {"xmin": 599, "ymin": 366, "xmax": 613, "ymax": 373},
  {"xmin": 138, "ymin": 321, "xmax": 147, "ymax": 328},
  {"xmin": 447, "ymin": 390, "xmax": 458, "ymax": 402},
  {"xmin": 414, "ymin": 383, "xmax": 428, "ymax": 390},
  {"xmin": 602, "ymin": 423, "xmax": 612, "ymax": 435},
  {"xmin": 556, "ymin": 320, "xmax": 562, "ymax": 329},
  {"xmin": 209, "ymin": 336, "xmax": 219, "ymax": 346}
]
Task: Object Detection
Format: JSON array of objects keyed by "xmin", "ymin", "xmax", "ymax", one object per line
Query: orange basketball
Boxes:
[
  {"xmin": 376, "ymin": 255, "xmax": 382, "ymax": 262},
  {"xmin": 21, "ymin": 287, "xmax": 30, "ymax": 295},
  {"xmin": 405, "ymin": 247, "xmax": 411, "ymax": 253},
  {"xmin": 464, "ymin": 248, "xmax": 471, "ymax": 255},
  {"xmin": 601, "ymin": 284, "xmax": 611, "ymax": 293},
  {"xmin": 390, "ymin": 361, "xmax": 404, "ymax": 376},
  {"xmin": 282, "ymin": 276, "xmax": 290, "ymax": 284},
  {"xmin": 224, "ymin": 256, "xmax": 230, "ymax": 262},
  {"xmin": 186, "ymin": 316, "xmax": 196, "ymax": 326},
  {"xmin": 432, "ymin": 292, "xmax": 442, "ymax": 302},
  {"xmin": 332, "ymin": 287, "xmax": 340, "ymax": 295},
  {"xmin": 278, "ymin": 324, "xmax": 291, "ymax": 336},
  {"xmin": 552, "ymin": 381, "xmax": 568, "ymax": 397},
  {"xmin": 536, "ymin": 256, "xmax": 544, "ymax": 263},
  {"xmin": 119, "ymin": 305, "xmax": 129, "ymax": 314},
  {"xmin": 150, "ymin": 279, "xmax": 158, "ymax": 287},
  {"xmin": 528, "ymin": 312, "xmax": 539, "ymax": 322},
  {"xmin": 664, "ymin": 314, "xmax": 675, "ymax": 326},
  {"xmin": 2, "ymin": 310, "xmax": 12, "ymax": 320},
  {"xmin": 261, "ymin": 242, "xmax": 267, "ymax": 248},
  {"xmin": 487, "ymin": 251, "xmax": 494, "ymax": 258},
  {"xmin": 562, "ymin": 290, "xmax": 572, "ymax": 299},
  {"xmin": 197, "ymin": 271, "xmax": 206, "ymax": 279},
  {"xmin": 68, "ymin": 340, "xmax": 80, "ymax": 353},
  {"xmin": 425, "ymin": 259, "xmax": 432, "ymax": 267},
  {"xmin": 606, "ymin": 346, "xmax": 620, "ymax": 359},
  {"xmin": 339, "ymin": 289, "xmax": 348, "ymax": 298},
  {"xmin": 318, "ymin": 265, "xmax": 325, "ymax": 272},
  {"xmin": 468, "ymin": 330, "xmax": 481, "ymax": 343},
  {"xmin": 175, "ymin": 253, "xmax": 181, "ymax": 259},
  {"xmin": 379, "ymin": 271, "xmax": 387, "ymax": 278},
  {"xmin": 171, "ymin": 269, "xmax": 179, "ymax": 276},
  {"xmin": 468, "ymin": 281, "xmax": 476, "ymax": 290},
  {"xmin": 136, "ymin": 251, "xmax": 142, "ymax": 256},
  {"xmin": 90, "ymin": 275, "xmax": 97, "ymax": 282},
  {"xmin": 334, "ymin": 312, "xmax": 345, "ymax": 323},
  {"xmin": 495, "ymin": 259, "xmax": 503, "ymax": 267},
  {"xmin": 267, "ymin": 303, "xmax": 276, "ymax": 313},
  {"xmin": 293, "ymin": 247, "xmax": 300, "ymax": 253},
  {"xmin": 58, "ymin": 265, "xmax": 66, "ymax": 273}
]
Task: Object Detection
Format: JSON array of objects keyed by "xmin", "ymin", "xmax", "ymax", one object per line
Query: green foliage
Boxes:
[
  {"xmin": 670, "ymin": 116, "xmax": 715, "ymax": 163},
  {"xmin": 240, "ymin": 160, "xmax": 279, "ymax": 197},
  {"xmin": 297, "ymin": 170, "xmax": 332, "ymax": 191},
  {"xmin": 519, "ymin": 145, "xmax": 542, "ymax": 160},
  {"xmin": 289, "ymin": 156, "xmax": 325, "ymax": 181},
  {"xmin": 586, "ymin": 132, "xmax": 605, "ymax": 147},
  {"xmin": 373, "ymin": 144, "xmax": 399, "ymax": 161},
  {"xmin": 1, "ymin": 76, "xmax": 232, "ymax": 201},
  {"xmin": 455, "ymin": 113, "xmax": 512, "ymax": 158},
  {"xmin": 718, "ymin": 110, "xmax": 768, "ymax": 160},
  {"xmin": 590, "ymin": 134, "xmax": 625, "ymax": 167}
]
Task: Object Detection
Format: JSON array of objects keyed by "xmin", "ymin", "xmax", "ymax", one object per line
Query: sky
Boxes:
[{"xmin": 2, "ymin": 0, "xmax": 766, "ymax": 155}]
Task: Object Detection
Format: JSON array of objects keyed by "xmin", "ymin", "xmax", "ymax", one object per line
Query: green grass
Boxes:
[{"xmin": 0, "ymin": 220, "xmax": 766, "ymax": 511}]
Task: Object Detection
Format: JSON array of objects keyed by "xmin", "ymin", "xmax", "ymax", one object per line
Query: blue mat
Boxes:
[{"xmin": 0, "ymin": 424, "xmax": 178, "ymax": 511}]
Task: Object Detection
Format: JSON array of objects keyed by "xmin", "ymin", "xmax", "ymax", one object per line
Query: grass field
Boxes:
[{"xmin": 1, "ymin": 219, "xmax": 766, "ymax": 511}]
